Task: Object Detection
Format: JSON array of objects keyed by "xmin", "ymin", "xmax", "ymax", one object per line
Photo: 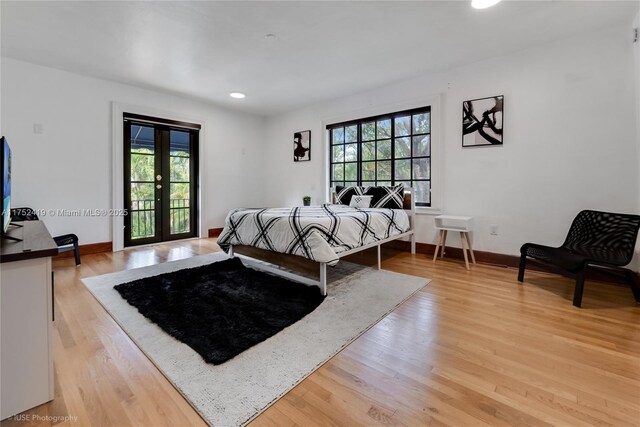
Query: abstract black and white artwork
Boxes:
[
  {"xmin": 293, "ymin": 130, "xmax": 311, "ymax": 161},
  {"xmin": 462, "ymin": 96, "xmax": 503, "ymax": 147}
]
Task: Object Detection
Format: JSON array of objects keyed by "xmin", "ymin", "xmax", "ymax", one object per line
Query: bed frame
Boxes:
[{"xmin": 228, "ymin": 188, "xmax": 416, "ymax": 296}]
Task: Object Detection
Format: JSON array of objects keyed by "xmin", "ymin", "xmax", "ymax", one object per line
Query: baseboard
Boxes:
[
  {"xmin": 55, "ymin": 241, "xmax": 112, "ymax": 259},
  {"xmin": 385, "ymin": 240, "xmax": 521, "ymax": 268},
  {"xmin": 208, "ymin": 228, "xmax": 224, "ymax": 238},
  {"xmin": 384, "ymin": 240, "xmax": 638, "ymax": 285}
]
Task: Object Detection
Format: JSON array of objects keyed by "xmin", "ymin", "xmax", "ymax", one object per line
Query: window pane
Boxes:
[
  {"xmin": 332, "ymin": 145, "xmax": 344, "ymax": 162},
  {"xmin": 332, "ymin": 181, "xmax": 345, "ymax": 188},
  {"xmin": 362, "ymin": 122, "xmax": 375, "ymax": 141},
  {"xmin": 170, "ymin": 197, "xmax": 190, "ymax": 208},
  {"xmin": 377, "ymin": 119, "xmax": 391, "ymax": 139},
  {"xmin": 362, "ymin": 142, "xmax": 375, "ymax": 161},
  {"xmin": 394, "ymin": 116, "xmax": 410, "ymax": 137},
  {"xmin": 413, "ymin": 112, "xmax": 430, "ymax": 134},
  {"xmin": 130, "ymin": 210, "xmax": 155, "ymax": 239},
  {"xmin": 345, "ymin": 125, "xmax": 358, "ymax": 143},
  {"xmin": 345, "ymin": 143, "xmax": 358, "ymax": 162},
  {"xmin": 333, "ymin": 164, "xmax": 344, "ymax": 181},
  {"xmin": 345, "ymin": 163, "xmax": 357, "ymax": 181},
  {"xmin": 362, "ymin": 181, "xmax": 375, "ymax": 188},
  {"xmin": 412, "ymin": 135, "xmax": 430, "ymax": 157},
  {"xmin": 170, "ymin": 208, "xmax": 190, "ymax": 234},
  {"xmin": 395, "ymin": 159, "xmax": 411, "ymax": 180},
  {"xmin": 131, "ymin": 125, "xmax": 154, "ymax": 153},
  {"xmin": 130, "ymin": 154, "xmax": 154, "ymax": 182},
  {"xmin": 415, "ymin": 181, "xmax": 431, "ymax": 205},
  {"xmin": 377, "ymin": 181, "xmax": 391, "ymax": 186},
  {"xmin": 170, "ymin": 156, "xmax": 190, "ymax": 182},
  {"xmin": 376, "ymin": 139, "xmax": 391, "ymax": 160},
  {"xmin": 332, "ymin": 128, "xmax": 344, "ymax": 144},
  {"xmin": 396, "ymin": 181, "xmax": 411, "ymax": 189},
  {"xmin": 395, "ymin": 137, "xmax": 411, "ymax": 158},
  {"xmin": 377, "ymin": 161, "xmax": 391, "ymax": 180},
  {"xmin": 170, "ymin": 183, "xmax": 190, "ymax": 205},
  {"xmin": 412, "ymin": 158, "xmax": 430, "ymax": 179},
  {"xmin": 170, "ymin": 130, "xmax": 190, "ymax": 156},
  {"xmin": 361, "ymin": 162, "xmax": 375, "ymax": 181},
  {"xmin": 130, "ymin": 183, "xmax": 155, "ymax": 206}
]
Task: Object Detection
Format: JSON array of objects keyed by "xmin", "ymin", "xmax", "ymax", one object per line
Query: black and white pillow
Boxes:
[
  {"xmin": 349, "ymin": 195, "xmax": 373, "ymax": 208},
  {"xmin": 365, "ymin": 184, "xmax": 405, "ymax": 209},
  {"xmin": 335, "ymin": 185, "xmax": 365, "ymax": 205}
]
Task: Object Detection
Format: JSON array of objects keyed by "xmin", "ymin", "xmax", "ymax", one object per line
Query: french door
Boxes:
[{"xmin": 123, "ymin": 114, "xmax": 199, "ymax": 247}]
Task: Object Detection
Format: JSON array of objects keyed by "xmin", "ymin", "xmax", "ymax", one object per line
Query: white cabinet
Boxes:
[{"xmin": 1, "ymin": 221, "xmax": 56, "ymax": 420}]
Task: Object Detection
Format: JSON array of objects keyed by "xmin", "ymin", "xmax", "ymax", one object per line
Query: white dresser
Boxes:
[{"xmin": 1, "ymin": 221, "xmax": 57, "ymax": 420}]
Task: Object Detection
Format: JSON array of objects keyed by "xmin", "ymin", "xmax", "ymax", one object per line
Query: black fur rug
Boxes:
[{"xmin": 114, "ymin": 257, "xmax": 325, "ymax": 364}]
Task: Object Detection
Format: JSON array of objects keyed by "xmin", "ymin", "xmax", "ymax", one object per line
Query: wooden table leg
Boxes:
[
  {"xmin": 460, "ymin": 231, "xmax": 470, "ymax": 270},
  {"xmin": 441, "ymin": 230, "xmax": 448, "ymax": 258},
  {"xmin": 433, "ymin": 230, "xmax": 443, "ymax": 262},
  {"xmin": 465, "ymin": 232, "xmax": 476, "ymax": 264}
]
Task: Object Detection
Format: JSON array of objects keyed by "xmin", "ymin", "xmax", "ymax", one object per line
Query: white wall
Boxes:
[
  {"xmin": 1, "ymin": 58, "xmax": 266, "ymax": 245},
  {"xmin": 263, "ymin": 25, "xmax": 639, "ymax": 260}
]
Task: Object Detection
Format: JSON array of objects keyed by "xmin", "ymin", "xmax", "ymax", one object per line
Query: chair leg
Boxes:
[
  {"xmin": 573, "ymin": 269, "xmax": 586, "ymax": 308},
  {"xmin": 517, "ymin": 254, "xmax": 526, "ymax": 282},
  {"xmin": 73, "ymin": 240, "xmax": 81, "ymax": 266},
  {"xmin": 626, "ymin": 270, "xmax": 640, "ymax": 303}
]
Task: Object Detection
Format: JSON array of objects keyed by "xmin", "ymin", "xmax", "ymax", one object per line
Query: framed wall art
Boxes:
[
  {"xmin": 462, "ymin": 95, "xmax": 503, "ymax": 147},
  {"xmin": 293, "ymin": 130, "xmax": 311, "ymax": 161}
]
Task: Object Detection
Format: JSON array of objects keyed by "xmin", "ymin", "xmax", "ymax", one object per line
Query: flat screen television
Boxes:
[{"xmin": 2, "ymin": 136, "xmax": 11, "ymax": 234}]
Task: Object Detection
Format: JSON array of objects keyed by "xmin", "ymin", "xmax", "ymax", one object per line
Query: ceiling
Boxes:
[{"xmin": 2, "ymin": 1, "xmax": 637, "ymax": 116}]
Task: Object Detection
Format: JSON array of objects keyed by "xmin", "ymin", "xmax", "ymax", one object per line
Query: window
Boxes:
[{"xmin": 328, "ymin": 106, "xmax": 431, "ymax": 206}]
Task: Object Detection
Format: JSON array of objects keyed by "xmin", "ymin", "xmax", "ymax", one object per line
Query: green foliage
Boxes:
[{"xmin": 129, "ymin": 150, "xmax": 191, "ymax": 238}]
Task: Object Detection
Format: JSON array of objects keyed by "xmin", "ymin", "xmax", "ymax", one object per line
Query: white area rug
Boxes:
[{"xmin": 82, "ymin": 252, "xmax": 429, "ymax": 426}]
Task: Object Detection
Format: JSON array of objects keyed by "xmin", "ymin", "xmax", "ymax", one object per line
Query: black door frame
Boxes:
[{"xmin": 123, "ymin": 113, "xmax": 200, "ymax": 247}]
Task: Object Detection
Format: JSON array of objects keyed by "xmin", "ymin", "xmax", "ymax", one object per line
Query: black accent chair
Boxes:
[
  {"xmin": 10, "ymin": 207, "xmax": 81, "ymax": 266},
  {"xmin": 518, "ymin": 210, "xmax": 640, "ymax": 308}
]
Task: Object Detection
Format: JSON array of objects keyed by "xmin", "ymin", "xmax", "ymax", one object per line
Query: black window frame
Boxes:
[{"xmin": 327, "ymin": 106, "xmax": 432, "ymax": 207}]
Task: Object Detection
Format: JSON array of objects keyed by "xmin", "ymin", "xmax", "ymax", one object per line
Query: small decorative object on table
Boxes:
[{"xmin": 302, "ymin": 196, "xmax": 311, "ymax": 206}]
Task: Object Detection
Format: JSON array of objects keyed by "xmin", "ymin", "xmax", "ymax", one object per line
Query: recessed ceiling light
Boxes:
[
  {"xmin": 230, "ymin": 92, "xmax": 246, "ymax": 99},
  {"xmin": 471, "ymin": 0, "xmax": 501, "ymax": 9}
]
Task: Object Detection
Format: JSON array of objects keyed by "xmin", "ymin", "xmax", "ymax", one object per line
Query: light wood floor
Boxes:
[{"xmin": 2, "ymin": 239, "xmax": 639, "ymax": 426}]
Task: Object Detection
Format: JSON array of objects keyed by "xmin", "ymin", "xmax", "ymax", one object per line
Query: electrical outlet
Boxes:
[{"xmin": 490, "ymin": 224, "xmax": 499, "ymax": 235}]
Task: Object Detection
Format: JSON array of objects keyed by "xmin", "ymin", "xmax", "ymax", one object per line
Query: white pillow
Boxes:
[{"xmin": 349, "ymin": 195, "xmax": 372, "ymax": 208}]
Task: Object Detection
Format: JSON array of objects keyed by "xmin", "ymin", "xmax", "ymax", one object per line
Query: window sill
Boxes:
[{"xmin": 415, "ymin": 207, "xmax": 442, "ymax": 215}]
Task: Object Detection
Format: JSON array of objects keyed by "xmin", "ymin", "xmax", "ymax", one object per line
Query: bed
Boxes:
[{"xmin": 217, "ymin": 187, "xmax": 416, "ymax": 295}]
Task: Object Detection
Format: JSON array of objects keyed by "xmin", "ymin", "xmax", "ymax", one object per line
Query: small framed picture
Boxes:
[
  {"xmin": 293, "ymin": 130, "xmax": 311, "ymax": 162},
  {"xmin": 462, "ymin": 95, "xmax": 503, "ymax": 147}
]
